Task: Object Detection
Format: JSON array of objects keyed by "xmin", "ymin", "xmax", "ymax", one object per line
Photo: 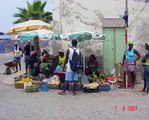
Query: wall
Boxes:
[{"xmin": 52, "ymin": 0, "xmax": 149, "ymax": 70}]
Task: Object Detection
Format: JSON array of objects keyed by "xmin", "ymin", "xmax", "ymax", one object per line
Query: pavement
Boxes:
[{"xmin": 0, "ymin": 53, "xmax": 149, "ymax": 120}]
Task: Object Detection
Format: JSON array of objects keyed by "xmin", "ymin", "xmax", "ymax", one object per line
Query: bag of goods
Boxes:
[
  {"xmin": 47, "ymin": 75, "xmax": 60, "ymax": 85},
  {"xmin": 26, "ymin": 85, "xmax": 38, "ymax": 93},
  {"xmin": 48, "ymin": 76, "xmax": 60, "ymax": 89},
  {"xmin": 84, "ymin": 82, "xmax": 99, "ymax": 89}
]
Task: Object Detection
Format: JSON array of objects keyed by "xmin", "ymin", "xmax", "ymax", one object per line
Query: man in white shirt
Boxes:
[{"xmin": 58, "ymin": 39, "xmax": 81, "ymax": 95}]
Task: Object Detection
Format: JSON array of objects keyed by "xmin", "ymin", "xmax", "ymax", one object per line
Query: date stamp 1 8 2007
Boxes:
[{"xmin": 114, "ymin": 106, "xmax": 138, "ymax": 111}]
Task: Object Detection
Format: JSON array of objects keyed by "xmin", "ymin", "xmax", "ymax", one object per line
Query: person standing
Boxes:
[
  {"xmin": 58, "ymin": 39, "xmax": 81, "ymax": 95},
  {"xmin": 33, "ymin": 36, "xmax": 41, "ymax": 59},
  {"xmin": 24, "ymin": 42, "xmax": 34, "ymax": 74},
  {"xmin": 141, "ymin": 42, "xmax": 149, "ymax": 94},
  {"xmin": 123, "ymin": 40, "xmax": 141, "ymax": 88},
  {"xmin": 13, "ymin": 42, "xmax": 23, "ymax": 72}
]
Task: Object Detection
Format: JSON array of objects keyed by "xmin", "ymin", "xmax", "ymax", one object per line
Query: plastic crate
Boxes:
[
  {"xmin": 83, "ymin": 87, "xmax": 98, "ymax": 93},
  {"xmin": 48, "ymin": 84, "xmax": 59, "ymax": 89},
  {"xmin": 98, "ymin": 84, "xmax": 111, "ymax": 92},
  {"xmin": 15, "ymin": 83, "xmax": 24, "ymax": 89}
]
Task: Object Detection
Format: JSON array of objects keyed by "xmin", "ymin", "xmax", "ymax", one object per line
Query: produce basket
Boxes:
[
  {"xmin": 48, "ymin": 84, "xmax": 59, "ymax": 89},
  {"xmin": 32, "ymin": 81, "xmax": 42, "ymax": 88},
  {"xmin": 83, "ymin": 87, "xmax": 98, "ymax": 93},
  {"xmin": 25, "ymin": 85, "xmax": 38, "ymax": 93},
  {"xmin": 15, "ymin": 83, "xmax": 24, "ymax": 89}
]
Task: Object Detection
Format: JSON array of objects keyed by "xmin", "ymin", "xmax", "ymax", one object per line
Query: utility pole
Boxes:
[{"xmin": 123, "ymin": 0, "xmax": 128, "ymax": 88}]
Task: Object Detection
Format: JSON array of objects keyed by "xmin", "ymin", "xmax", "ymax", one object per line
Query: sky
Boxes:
[{"xmin": 0, "ymin": 0, "xmax": 52, "ymax": 33}]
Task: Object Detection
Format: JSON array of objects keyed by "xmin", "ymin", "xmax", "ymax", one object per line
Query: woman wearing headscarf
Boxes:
[
  {"xmin": 123, "ymin": 40, "xmax": 141, "ymax": 88},
  {"xmin": 85, "ymin": 54, "xmax": 99, "ymax": 76},
  {"xmin": 141, "ymin": 42, "xmax": 149, "ymax": 94}
]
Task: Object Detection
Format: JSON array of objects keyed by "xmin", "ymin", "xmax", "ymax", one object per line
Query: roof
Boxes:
[{"xmin": 102, "ymin": 18, "xmax": 125, "ymax": 27}]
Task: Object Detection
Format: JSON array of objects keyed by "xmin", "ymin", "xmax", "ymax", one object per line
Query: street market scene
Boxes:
[{"xmin": 0, "ymin": 0, "xmax": 149, "ymax": 120}]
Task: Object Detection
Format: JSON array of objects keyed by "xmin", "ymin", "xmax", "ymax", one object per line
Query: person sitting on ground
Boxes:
[
  {"xmin": 13, "ymin": 42, "xmax": 23, "ymax": 72},
  {"xmin": 58, "ymin": 49, "xmax": 66, "ymax": 66},
  {"xmin": 42, "ymin": 48, "xmax": 51, "ymax": 63},
  {"xmin": 85, "ymin": 54, "xmax": 100, "ymax": 76}
]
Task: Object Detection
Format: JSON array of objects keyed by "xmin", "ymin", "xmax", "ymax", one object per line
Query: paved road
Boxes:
[
  {"xmin": 0, "ymin": 53, "xmax": 14, "ymax": 65},
  {"xmin": 0, "ymin": 53, "xmax": 149, "ymax": 120}
]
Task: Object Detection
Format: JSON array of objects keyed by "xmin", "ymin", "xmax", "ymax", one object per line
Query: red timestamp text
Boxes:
[{"xmin": 114, "ymin": 105, "xmax": 138, "ymax": 111}]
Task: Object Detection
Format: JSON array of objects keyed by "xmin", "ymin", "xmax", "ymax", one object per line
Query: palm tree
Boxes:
[{"xmin": 13, "ymin": 0, "xmax": 52, "ymax": 24}]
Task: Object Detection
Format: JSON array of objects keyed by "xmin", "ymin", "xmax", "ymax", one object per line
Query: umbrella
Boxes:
[
  {"xmin": 17, "ymin": 29, "xmax": 61, "ymax": 69},
  {"xmin": 8, "ymin": 20, "xmax": 52, "ymax": 34},
  {"xmin": 60, "ymin": 31, "xmax": 106, "ymax": 42},
  {"xmin": 60, "ymin": 31, "xmax": 106, "ymax": 74},
  {"xmin": 17, "ymin": 29, "xmax": 60, "ymax": 41}
]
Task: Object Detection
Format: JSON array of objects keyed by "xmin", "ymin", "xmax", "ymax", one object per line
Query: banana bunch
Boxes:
[
  {"xmin": 15, "ymin": 77, "xmax": 32, "ymax": 84},
  {"xmin": 84, "ymin": 82, "xmax": 99, "ymax": 89},
  {"xmin": 15, "ymin": 81, "xmax": 24, "ymax": 84},
  {"xmin": 21, "ymin": 77, "xmax": 32, "ymax": 83}
]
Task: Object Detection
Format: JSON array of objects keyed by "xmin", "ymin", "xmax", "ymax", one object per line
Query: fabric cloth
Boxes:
[
  {"xmin": 143, "ymin": 65, "xmax": 149, "ymax": 87},
  {"xmin": 124, "ymin": 61, "xmax": 136, "ymax": 72},
  {"xmin": 65, "ymin": 72, "xmax": 78, "ymax": 81},
  {"xmin": 124, "ymin": 48, "xmax": 136, "ymax": 72},
  {"xmin": 66, "ymin": 47, "xmax": 80, "ymax": 72}
]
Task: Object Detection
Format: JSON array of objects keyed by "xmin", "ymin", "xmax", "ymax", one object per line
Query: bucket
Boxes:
[{"xmin": 42, "ymin": 83, "xmax": 49, "ymax": 92}]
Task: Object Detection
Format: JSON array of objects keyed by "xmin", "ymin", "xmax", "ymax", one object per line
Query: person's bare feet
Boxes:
[{"xmin": 58, "ymin": 92, "xmax": 66, "ymax": 95}]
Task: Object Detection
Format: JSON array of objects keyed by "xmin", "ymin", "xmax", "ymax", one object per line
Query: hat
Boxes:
[
  {"xmin": 146, "ymin": 42, "xmax": 149, "ymax": 46},
  {"xmin": 59, "ymin": 49, "xmax": 64, "ymax": 52},
  {"xmin": 43, "ymin": 48, "xmax": 49, "ymax": 53},
  {"xmin": 14, "ymin": 42, "xmax": 18, "ymax": 45},
  {"xmin": 128, "ymin": 40, "xmax": 133, "ymax": 45}
]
